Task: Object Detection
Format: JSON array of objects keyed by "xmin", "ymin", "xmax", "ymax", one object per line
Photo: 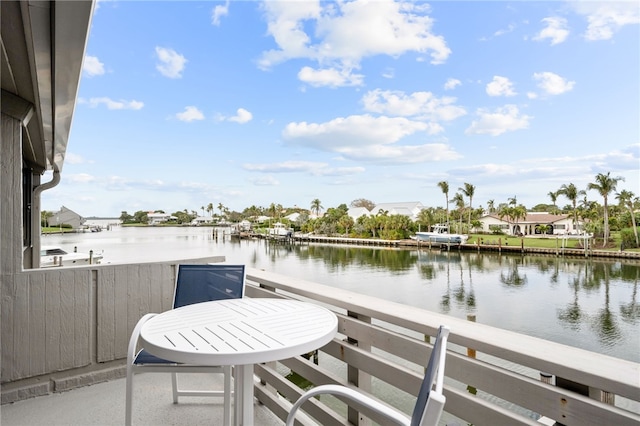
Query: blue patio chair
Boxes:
[
  {"xmin": 286, "ymin": 325, "xmax": 450, "ymax": 426},
  {"xmin": 125, "ymin": 264, "xmax": 245, "ymax": 426}
]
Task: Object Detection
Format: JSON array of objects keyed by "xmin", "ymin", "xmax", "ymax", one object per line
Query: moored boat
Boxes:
[
  {"xmin": 267, "ymin": 222, "xmax": 293, "ymax": 237},
  {"xmin": 413, "ymin": 224, "xmax": 468, "ymax": 244},
  {"xmin": 41, "ymin": 245, "xmax": 103, "ymax": 267}
]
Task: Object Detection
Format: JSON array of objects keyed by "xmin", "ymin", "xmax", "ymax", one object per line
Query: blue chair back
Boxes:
[
  {"xmin": 410, "ymin": 325, "xmax": 448, "ymax": 426},
  {"xmin": 173, "ymin": 264, "xmax": 245, "ymax": 308}
]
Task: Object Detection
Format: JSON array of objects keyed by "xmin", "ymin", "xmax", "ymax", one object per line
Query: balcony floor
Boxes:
[{"xmin": 1, "ymin": 373, "xmax": 283, "ymax": 426}]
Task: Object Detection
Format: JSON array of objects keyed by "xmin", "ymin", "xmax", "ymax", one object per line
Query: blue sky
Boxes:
[{"xmin": 43, "ymin": 0, "xmax": 639, "ymax": 217}]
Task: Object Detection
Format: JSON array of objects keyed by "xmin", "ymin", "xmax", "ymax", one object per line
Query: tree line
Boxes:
[{"xmin": 44, "ymin": 172, "xmax": 639, "ymax": 248}]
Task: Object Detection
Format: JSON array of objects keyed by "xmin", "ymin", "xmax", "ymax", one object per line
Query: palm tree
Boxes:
[
  {"xmin": 437, "ymin": 181, "xmax": 449, "ymax": 226},
  {"xmin": 587, "ymin": 172, "xmax": 624, "ymax": 245},
  {"xmin": 557, "ymin": 183, "xmax": 586, "ymax": 234},
  {"xmin": 616, "ymin": 190, "xmax": 639, "ymax": 246},
  {"xmin": 200, "ymin": 206, "xmax": 205, "ymax": 217},
  {"xmin": 310, "ymin": 199, "xmax": 323, "ymax": 217},
  {"xmin": 508, "ymin": 195, "xmax": 517, "ymax": 207},
  {"xmin": 459, "ymin": 182, "xmax": 476, "ymax": 233},
  {"xmin": 206, "ymin": 203, "xmax": 214, "ymax": 217},
  {"xmin": 217, "ymin": 203, "xmax": 226, "ymax": 219},
  {"xmin": 451, "ymin": 192, "xmax": 465, "ymax": 233},
  {"xmin": 548, "ymin": 191, "xmax": 559, "ymax": 214},
  {"xmin": 487, "ymin": 199, "xmax": 495, "ymax": 214}
]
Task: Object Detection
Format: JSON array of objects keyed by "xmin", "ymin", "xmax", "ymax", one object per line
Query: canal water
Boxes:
[{"xmin": 43, "ymin": 224, "xmax": 640, "ymax": 363}]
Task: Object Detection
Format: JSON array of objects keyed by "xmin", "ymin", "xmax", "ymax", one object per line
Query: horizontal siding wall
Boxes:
[{"xmin": 1, "ymin": 257, "xmax": 223, "ymax": 388}]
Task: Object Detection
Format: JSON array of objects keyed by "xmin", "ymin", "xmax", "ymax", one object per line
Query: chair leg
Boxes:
[
  {"xmin": 171, "ymin": 372, "xmax": 179, "ymax": 404},
  {"xmin": 223, "ymin": 366, "xmax": 231, "ymax": 426},
  {"xmin": 125, "ymin": 367, "xmax": 134, "ymax": 426}
]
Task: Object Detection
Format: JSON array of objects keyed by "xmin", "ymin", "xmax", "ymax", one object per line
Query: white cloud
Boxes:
[
  {"xmin": 444, "ymin": 78, "xmax": 461, "ymax": 90},
  {"xmin": 212, "ymin": 0, "xmax": 230, "ymax": 26},
  {"xmin": 176, "ymin": 106, "xmax": 204, "ymax": 122},
  {"xmin": 66, "ymin": 173, "xmax": 95, "ymax": 183},
  {"xmin": 533, "ymin": 72, "xmax": 575, "ymax": 95},
  {"xmin": 337, "ymin": 143, "xmax": 461, "ymax": 163},
  {"xmin": 281, "ymin": 114, "xmax": 460, "ymax": 163},
  {"xmin": 229, "ymin": 108, "xmax": 253, "ymax": 124},
  {"xmin": 486, "ymin": 76, "xmax": 517, "ymax": 97},
  {"xmin": 259, "ymin": 0, "xmax": 451, "ymax": 87},
  {"xmin": 298, "ymin": 66, "xmax": 364, "ymax": 88},
  {"xmin": 361, "ymin": 89, "xmax": 466, "ymax": 122},
  {"xmin": 243, "ymin": 161, "xmax": 365, "ymax": 176},
  {"xmin": 533, "ymin": 17, "xmax": 569, "ymax": 45},
  {"xmin": 80, "ymin": 97, "xmax": 144, "ymax": 110},
  {"xmin": 465, "ymin": 105, "xmax": 532, "ymax": 136},
  {"xmin": 382, "ymin": 68, "xmax": 395, "ymax": 79},
  {"xmin": 283, "ymin": 114, "xmax": 436, "ymax": 150},
  {"xmin": 494, "ymin": 23, "xmax": 516, "ymax": 37},
  {"xmin": 572, "ymin": 2, "xmax": 640, "ymax": 41},
  {"xmin": 64, "ymin": 153, "xmax": 86, "ymax": 164},
  {"xmin": 83, "ymin": 55, "xmax": 105, "ymax": 77},
  {"xmin": 155, "ymin": 47, "xmax": 187, "ymax": 78},
  {"xmin": 251, "ymin": 175, "xmax": 280, "ymax": 186}
]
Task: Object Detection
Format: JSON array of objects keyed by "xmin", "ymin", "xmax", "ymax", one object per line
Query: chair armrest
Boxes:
[
  {"xmin": 127, "ymin": 313, "xmax": 158, "ymax": 366},
  {"xmin": 285, "ymin": 384, "xmax": 410, "ymax": 426}
]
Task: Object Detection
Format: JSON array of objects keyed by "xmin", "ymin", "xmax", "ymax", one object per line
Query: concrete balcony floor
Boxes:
[{"xmin": 1, "ymin": 373, "xmax": 283, "ymax": 426}]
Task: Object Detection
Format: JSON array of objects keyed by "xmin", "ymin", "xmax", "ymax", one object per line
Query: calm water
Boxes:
[{"xmin": 44, "ymin": 224, "xmax": 640, "ymax": 363}]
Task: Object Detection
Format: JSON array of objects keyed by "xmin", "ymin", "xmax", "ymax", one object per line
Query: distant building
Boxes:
[
  {"xmin": 147, "ymin": 212, "xmax": 175, "ymax": 225},
  {"xmin": 372, "ymin": 202, "xmax": 425, "ymax": 221},
  {"xmin": 190, "ymin": 216, "xmax": 211, "ymax": 226},
  {"xmin": 348, "ymin": 202, "xmax": 426, "ymax": 221},
  {"xmin": 478, "ymin": 212, "xmax": 582, "ymax": 236},
  {"xmin": 347, "ymin": 206, "xmax": 371, "ymax": 220},
  {"xmin": 51, "ymin": 206, "xmax": 85, "ymax": 229}
]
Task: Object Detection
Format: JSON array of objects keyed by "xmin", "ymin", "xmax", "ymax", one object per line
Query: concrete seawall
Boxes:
[{"xmin": 280, "ymin": 234, "xmax": 640, "ymax": 261}]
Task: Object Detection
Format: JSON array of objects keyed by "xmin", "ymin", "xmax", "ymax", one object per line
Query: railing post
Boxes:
[{"xmin": 347, "ymin": 310, "xmax": 372, "ymax": 426}]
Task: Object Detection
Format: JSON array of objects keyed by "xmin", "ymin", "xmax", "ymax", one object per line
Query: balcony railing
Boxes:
[{"xmin": 2, "ymin": 260, "xmax": 639, "ymax": 426}]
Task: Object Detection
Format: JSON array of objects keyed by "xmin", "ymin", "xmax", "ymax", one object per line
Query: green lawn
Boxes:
[{"xmin": 466, "ymin": 232, "xmax": 640, "ymax": 252}]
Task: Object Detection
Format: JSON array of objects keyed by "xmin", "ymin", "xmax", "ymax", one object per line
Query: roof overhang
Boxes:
[{"xmin": 1, "ymin": 0, "xmax": 94, "ymax": 173}]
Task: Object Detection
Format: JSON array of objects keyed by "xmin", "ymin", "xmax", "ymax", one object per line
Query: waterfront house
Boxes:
[
  {"xmin": 374, "ymin": 201, "xmax": 425, "ymax": 221},
  {"xmin": 190, "ymin": 216, "xmax": 211, "ymax": 226},
  {"xmin": 1, "ymin": 2, "xmax": 637, "ymax": 425},
  {"xmin": 347, "ymin": 206, "xmax": 371, "ymax": 220},
  {"xmin": 479, "ymin": 212, "xmax": 583, "ymax": 236},
  {"xmin": 348, "ymin": 202, "xmax": 426, "ymax": 221},
  {"xmin": 50, "ymin": 206, "xmax": 85, "ymax": 230},
  {"xmin": 147, "ymin": 212, "xmax": 176, "ymax": 225}
]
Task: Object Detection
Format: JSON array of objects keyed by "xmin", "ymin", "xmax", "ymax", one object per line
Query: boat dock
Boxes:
[{"xmin": 250, "ymin": 232, "xmax": 640, "ymax": 260}]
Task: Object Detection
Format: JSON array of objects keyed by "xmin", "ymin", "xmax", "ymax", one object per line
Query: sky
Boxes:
[{"xmin": 42, "ymin": 0, "xmax": 640, "ymax": 218}]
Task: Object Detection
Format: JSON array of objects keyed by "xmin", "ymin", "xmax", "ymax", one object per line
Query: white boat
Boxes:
[
  {"xmin": 40, "ymin": 245, "xmax": 103, "ymax": 267},
  {"xmin": 413, "ymin": 224, "xmax": 468, "ymax": 244},
  {"xmin": 266, "ymin": 222, "xmax": 293, "ymax": 237}
]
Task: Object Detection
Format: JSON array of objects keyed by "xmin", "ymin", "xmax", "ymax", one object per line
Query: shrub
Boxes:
[{"xmin": 620, "ymin": 228, "xmax": 639, "ymax": 249}]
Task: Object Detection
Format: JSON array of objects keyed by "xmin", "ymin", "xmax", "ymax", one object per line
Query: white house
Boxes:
[
  {"xmin": 372, "ymin": 202, "xmax": 425, "ymax": 221},
  {"xmin": 347, "ymin": 207, "xmax": 371, "ymax": 220},
  {"xmin": 478, "ymin": 212, "xmax": 583, "ymax": 236},
  {"xmin": 190, "ymin": 216, "xmax": 211, "ymax": 226},
  {"xmin": 147, "ymin": 212, "xmax": 175, "ymax": 225}
]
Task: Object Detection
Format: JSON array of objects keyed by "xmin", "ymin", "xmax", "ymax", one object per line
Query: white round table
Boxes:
[{"xmin": 139, "ymin": 298, "xmax": 338, "ymax": 425}]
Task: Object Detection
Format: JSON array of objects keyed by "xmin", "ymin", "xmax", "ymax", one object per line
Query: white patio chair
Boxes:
[
  {"xmin": 286, "ymin": 325, "xmax": 450, "ymax": 426},
  {"xmin": 125, "ymin": 264, "xmax": 246, "ymax": 426}
]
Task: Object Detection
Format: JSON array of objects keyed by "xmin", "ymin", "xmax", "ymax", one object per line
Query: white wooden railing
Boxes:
[
  {"xmin": 245, "ymin": 267, "xmax": 640, "ymax": 426},
  {"xmin": 2, "ymin": 262, "xmax": 639, "ymax": 426}
]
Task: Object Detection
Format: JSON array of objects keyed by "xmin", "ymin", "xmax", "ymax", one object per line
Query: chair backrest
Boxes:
[
  {"xmin": 410, "ymin": 325, "xmax": 450, "ymax": 426},
  {"xmin": 173, "ymin": 264, "xmax": 245, "ymax": 309}
]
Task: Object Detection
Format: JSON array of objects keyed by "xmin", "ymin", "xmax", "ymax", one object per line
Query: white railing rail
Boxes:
[
  {"xmin": 2, "ymin": 262, "xmax": 638, "ymax": 426},
  {"xmin": 245, "ymin": 267, "xmax": 640, "ymax": 426}
]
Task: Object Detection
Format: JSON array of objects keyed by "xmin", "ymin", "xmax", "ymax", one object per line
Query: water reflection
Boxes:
[
  {"xmin": 42, "ymin": 228, "xmax": 640, "ymax": 362},
  {"xmin": 278, "ymin": 245, "xmax": 639, "ymax": 361}
]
